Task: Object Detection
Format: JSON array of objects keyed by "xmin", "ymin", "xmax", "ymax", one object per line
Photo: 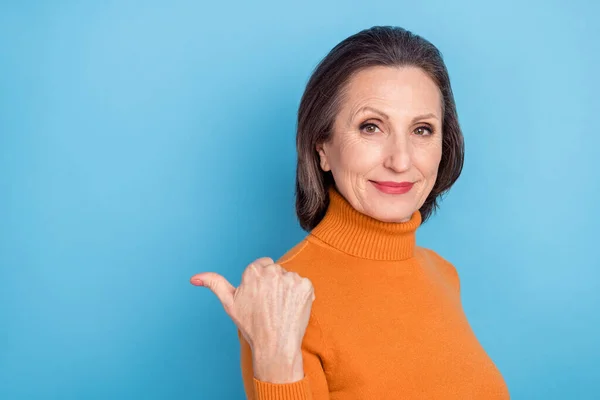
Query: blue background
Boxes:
[{"xmin": 1, "ymin": 1, "xmax": 598, "ymax": 399}]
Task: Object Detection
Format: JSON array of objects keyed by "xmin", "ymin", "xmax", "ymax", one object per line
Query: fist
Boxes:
[{"xmin": 190, "ymin": 257, "xmax": 316, "ymax": 357}]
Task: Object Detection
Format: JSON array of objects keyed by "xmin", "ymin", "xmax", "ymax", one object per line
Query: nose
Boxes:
[{"xmin": 383, "ymin": 133, "xmax": 412, "ymax": 172}]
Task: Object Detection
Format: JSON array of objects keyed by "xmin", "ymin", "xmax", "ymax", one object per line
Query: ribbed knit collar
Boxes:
[{"xmin": 309, "ymin": 186, "xmax": 422, "ymax": 261}]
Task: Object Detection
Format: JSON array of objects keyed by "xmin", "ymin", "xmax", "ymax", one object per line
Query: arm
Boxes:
[
  {"xmin": 191, "ymin": 257, "xmax": 324, "ymax": 399},
  {"xmin": 238, "ymin": 314, "xmax": 330, "ymax": 400}
]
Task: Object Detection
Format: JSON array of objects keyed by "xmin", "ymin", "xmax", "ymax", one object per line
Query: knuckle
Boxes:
[
  {"xmin": 245, "ymin": 257, "xmax": 273, "ymax": 272},
  {"xmin": 285, "ymin": 271, "xmax": 300, "ymax": 279},
  {"xmin": 241, "ymin": 265, "xmax": 257, "ymax": 282},
  {"xmin": 259, "ymin": 256, "xmax": 275, "ymax": 265},
  {"xmin": 251, "ymin": 256, "xmax": 274, "ymax": 268},
  {"xmin": 206, "ymin": 279, "xmax": 219, "ymax": 291},
  {"xmin": 264, "ymin": 263, "xmax": 282, "ymax": 274},
  {"xmin": 300, "ymin": 277, "xmax": 314, "ymax": 290},
  {"xmin": 300, "ymin": 276, "xmax": 312, "ymax": 285}
]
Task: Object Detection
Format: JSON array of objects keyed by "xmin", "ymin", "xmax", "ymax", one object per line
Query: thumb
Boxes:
[{"xmin": 190, "ymin": 272, "xmax": 236, "ymax": 312}]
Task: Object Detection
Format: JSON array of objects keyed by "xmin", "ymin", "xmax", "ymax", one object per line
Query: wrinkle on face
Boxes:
[{"xmin": 316, "ymin": 65, "xmax": 443, "ymax": 223}]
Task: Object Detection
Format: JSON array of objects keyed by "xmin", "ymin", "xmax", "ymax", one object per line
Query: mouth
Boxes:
[
  {"xmin": 369, "ymin": 180, "xmax": 415, "ymax": 194},
  {"xmin": 370, "ymin": 180, "xmax": 414, "ymax": 188}
]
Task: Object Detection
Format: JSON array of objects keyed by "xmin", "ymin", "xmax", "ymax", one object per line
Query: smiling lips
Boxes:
[{"xmin": 370, "ymin": 180, "xmax": 414, "ymax": 194}]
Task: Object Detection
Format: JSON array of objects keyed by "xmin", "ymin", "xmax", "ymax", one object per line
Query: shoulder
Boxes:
[
  {"xmin": 274, "ymin": 235, "xmax": 337, "ymax": 289},
  {"xmin": 417, "ymin": 246, "xmax": 461, "ymax": 293},
  {"xmin": 275, "ymin": 237, "xmax": 327, "ymax": 278},
  {"xmin": 276, "ymin": 238, "xmax": 311, "ymax": 265}
]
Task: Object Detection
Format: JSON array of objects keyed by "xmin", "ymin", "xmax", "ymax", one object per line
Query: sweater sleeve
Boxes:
[{"xmin": 237, "ymin": 313, "xmax": 330, "ymax": 400}]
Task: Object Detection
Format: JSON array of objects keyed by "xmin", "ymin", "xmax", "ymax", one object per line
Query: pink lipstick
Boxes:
[{"xmin": 370, "ymin": 180, "xmax": 414, "ymax": 194}]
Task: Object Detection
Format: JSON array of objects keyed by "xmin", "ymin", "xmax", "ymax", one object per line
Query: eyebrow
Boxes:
[{"xmin": 351, "ymin": 106, "xmax": 439, "ymax": 125}]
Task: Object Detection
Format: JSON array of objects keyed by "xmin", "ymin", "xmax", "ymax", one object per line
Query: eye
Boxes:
[
  {"xmin": 414, "ymin": 125, "xmax": 434, "ymax": 136},
  {"xmin": 359, "ymin": 122, "xmax": 381, "ymax": 135}
]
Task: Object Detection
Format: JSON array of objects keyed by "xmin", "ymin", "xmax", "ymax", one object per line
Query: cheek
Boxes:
[
  {"xmin": 413, "ymin": 141, "xmax": 443, "ymax": 178},
  {"xmin": 335, "ymin": 138, "xmax": 383, "ymax": 172}
]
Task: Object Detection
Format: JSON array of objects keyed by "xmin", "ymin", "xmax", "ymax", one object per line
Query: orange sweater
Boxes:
[{"xmin": 238, "ymin": 186, "xmax": 510, "ymax": 399}]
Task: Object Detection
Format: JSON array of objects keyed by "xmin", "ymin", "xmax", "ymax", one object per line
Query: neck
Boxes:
[{"xmin": 309, "ymin": 186, "xmax": 422, "ymax": 261}]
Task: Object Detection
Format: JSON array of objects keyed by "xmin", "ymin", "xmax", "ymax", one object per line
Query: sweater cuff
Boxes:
[{"xmin": 253, "ymin": 375, "xmax": 312, "ymax": 400}]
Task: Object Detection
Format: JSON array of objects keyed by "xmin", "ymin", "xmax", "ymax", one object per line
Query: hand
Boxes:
[{"xmin": 190, "ymin": 257, "xmax": 316, "ymax": 363}]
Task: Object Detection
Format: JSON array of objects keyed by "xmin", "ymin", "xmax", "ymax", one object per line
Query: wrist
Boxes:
[{"xmin": 252, "ymin": 349, "xmax": 304, "ymax": 383}]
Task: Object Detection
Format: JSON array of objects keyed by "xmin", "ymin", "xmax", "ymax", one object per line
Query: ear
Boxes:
[{"xmin": 315, "ymin": 143, "xmax": 331, "ymax": 172}]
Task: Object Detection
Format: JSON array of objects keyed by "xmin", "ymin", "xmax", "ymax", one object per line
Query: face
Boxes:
[{"xmin": 316, "ymin": 66, "xmax": 443, "ymax": 223}]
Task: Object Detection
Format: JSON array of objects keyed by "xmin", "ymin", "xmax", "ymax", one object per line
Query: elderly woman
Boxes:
[{"xmin": 190, "ymin": 26, "xmax": 510, "ymax": 399}]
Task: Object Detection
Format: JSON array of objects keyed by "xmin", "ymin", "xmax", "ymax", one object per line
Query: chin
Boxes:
[
  {"xmin": 364, "ymin": 184, "xmax": 418, "ymax": 222},
  {"xmin": 366, "ymin": 206, "xmax": 414, "ymax": 223}
]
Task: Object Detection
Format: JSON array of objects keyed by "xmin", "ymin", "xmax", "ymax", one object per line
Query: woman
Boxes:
[{"xmin": 190, "ymin": 26, "xmax": 510, "ymax": 399}]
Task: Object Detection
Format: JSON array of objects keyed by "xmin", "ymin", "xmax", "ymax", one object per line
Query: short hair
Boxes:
[{"xmin": 295, "ymin": 25, "xmax": 465, "ymax": 231}]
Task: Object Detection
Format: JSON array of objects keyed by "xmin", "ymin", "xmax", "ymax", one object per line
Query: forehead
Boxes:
[{"xmin": 341, "ymin": 66, "xmax": 442, "ymax": 116}]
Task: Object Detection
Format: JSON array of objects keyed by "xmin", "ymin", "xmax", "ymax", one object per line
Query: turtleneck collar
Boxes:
[{"xmin": 309, "ymin": 185, "xmax": 422, "ymax": 261}]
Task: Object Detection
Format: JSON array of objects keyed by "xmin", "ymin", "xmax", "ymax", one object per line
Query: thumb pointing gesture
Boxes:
[
  {"xmin": 190, "ymin": 272, "xmax": 236, "ymax": 314},
  {"xmin": 189, "ymin": 256, "xmax": 316, "ymax": 355}
]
